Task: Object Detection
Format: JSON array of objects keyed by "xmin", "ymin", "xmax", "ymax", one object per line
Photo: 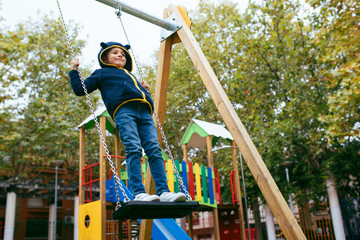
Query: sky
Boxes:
[{"xmin": 1, "ymin": 0, "xmax": 203, "ymax": 69}]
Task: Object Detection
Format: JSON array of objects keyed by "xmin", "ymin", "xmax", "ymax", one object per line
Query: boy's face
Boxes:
[{"xmin": 104, "ymin": 47, "xmax": 126, "ymax": 68}]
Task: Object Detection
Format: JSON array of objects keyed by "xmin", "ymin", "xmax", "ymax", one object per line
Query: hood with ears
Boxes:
[{"xmin": 98, "ymin": 41, "xmax": 133, "ymax": 72}]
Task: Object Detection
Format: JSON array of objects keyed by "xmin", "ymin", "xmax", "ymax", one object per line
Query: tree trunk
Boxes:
[{"xmin": 326, "ymin": 177, "xmax": 346, "ymax": 240}]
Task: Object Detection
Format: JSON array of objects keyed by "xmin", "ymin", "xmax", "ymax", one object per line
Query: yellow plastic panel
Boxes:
[
  {"xmin": 195, "ymin": 163, "xmax": 202, "ymax": 202},
  {"xmin": 79, "ymin": 200, "xmax": 102, "ymax": 240},
  {"xmin": 172, "ymin": 5, "xmax": 192, "ymax": 44},
  {"xmin": 167, "ymin": 160, "xmax": 174, "ymax": 192}
]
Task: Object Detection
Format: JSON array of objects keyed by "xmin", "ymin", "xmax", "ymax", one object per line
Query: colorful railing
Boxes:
[
  {"xmin": 230, "ymin": 170, "xmax": 239, "ymax": 205},
  {"xmin": 106, "ymin": 160, "xmax": 221, "ymax": 208},
  {"xmin": 82, "ymin": 155, "xmax": 127, "ymax": 203},
  {"xmin": 82, "ymin": 156, "xmax": 220, "ymax": 208},
  {"xmin": 142, "ymin": 159, "xmax": 219, "ymax": 208},
  {"xmin": 82, "ymin": 162, "xmax": 100, "ymax": 203}
]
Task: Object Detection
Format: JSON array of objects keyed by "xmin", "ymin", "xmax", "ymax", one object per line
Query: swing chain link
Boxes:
[
  {"xmin": 153, "ymin": 112, "xmax": 192, "ymax": 201},
  {"xmin": 116, "ymin": 8, "xmax": 192, "ymax": 201},
  {"xmin": 56, "ymin": 0, "xmax": 130, "ymax": 210},
  {"xmin": 116, "ymin": 7, "xmax": 144, "ymax": 79}
]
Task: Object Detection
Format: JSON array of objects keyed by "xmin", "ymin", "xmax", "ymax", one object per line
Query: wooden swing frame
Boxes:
[{"xmin": 140, "ymin": 4, "xmax": 306, "ymax": 240}]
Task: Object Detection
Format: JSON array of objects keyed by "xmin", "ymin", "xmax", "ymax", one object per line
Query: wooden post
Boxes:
[
  {"xmin": 167, "ymin": 4, "xmax": 305, "ymax": 239},
  {"xmin": 153, "ymin": 8, "xmax": 172, "ymax": 128},
  {"xmin": 206, "ymin": 136, "xmax": 220, "ymax": 240},
  {"xmin": 183, "ymin": 143, "xmax": 189, "ymax": 163},
  {"xmin": 115, "ymin": 129, "xmax": 121, "ymax": 172},
  {"xmin": 182, "ymin": 143, "xmax": 194, "ymax": 238},
  {"xmin": 79, "ymin": 126, "xmax": 85, "ymax": 205},
  {"xmin": 140, "ymin": 8, "xmax": 174, "ymax": 240},
  {"xmin": 231, "ymin": 140, "xmax": 246, "ymax": 240},
  {"xmin": 99, "ymin": 116, "xmax": 107, "ymax": 240},
  {"xmin": 114, "ymin": 130, "xmax": 127, "ymax": 240}
]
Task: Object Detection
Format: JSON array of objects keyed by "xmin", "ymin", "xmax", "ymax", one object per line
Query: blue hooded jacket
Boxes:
[{"xmin": 69, "ymin": 41, "xmax": 154, "ymax": 119}]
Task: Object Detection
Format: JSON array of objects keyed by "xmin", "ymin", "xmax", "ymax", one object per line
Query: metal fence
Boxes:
[
  {"xmin": 273, "ymin": 196, "xmax": 360, "ymax": 240},
  {"xmin": 297, "ymin": 202, "xmax": 335, "ymax": 240},
  {"xmin": 341, "ymin": 196, "xmax": 360, "ymax": 240},
  {"xmin": 106, "ymin": 219, "xmax": 140, "ymax": 240},
  {"xmin": 11, "ymin": 219, "xmax": 73, "ymax": 240}
]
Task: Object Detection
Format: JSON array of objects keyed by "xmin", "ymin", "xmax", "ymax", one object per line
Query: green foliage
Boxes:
[
  {"xmin": 233, "ymin": 0, "xmax": 333, "ymax": 204},
  {"xmin": 329, "ymin": 141, "xmax": 360, "ymax": 196},
  {"xmin": 0, "ymin": 14, "xmax": 100, "ymax": 180},
  {"xmin": 144, "ymin": 0, "xmax": 359, "ymax": 204},
  {"xmin": 308, "ymin": 0, "xmax": 360, "ymax": 143}
]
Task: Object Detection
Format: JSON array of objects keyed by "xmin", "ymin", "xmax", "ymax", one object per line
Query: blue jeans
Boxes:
[{"xmin": 115, "ymin": 101, "xmax": 170, "ymax": 197}]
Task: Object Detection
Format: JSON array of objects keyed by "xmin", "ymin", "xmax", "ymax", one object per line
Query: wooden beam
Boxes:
[
  {"xmin": 115, "ymin": 129, "xmax": 122, "ymax": 175},
  {"xmin": 182, "ymin": 143, "xmax": 189, "ymax": 163},
  {"xmin": 99, "ymin": 116, "xmax": 107, "ymax": 240},
  {"xmin": 182, "ymin": 143, "xmax": 194, "ymax": 238},
  {"xmin": 79, "ymin": 126, "xmax": 85, "ymax": 205},
  {"xmin": 167, "ymin": 4, "xmax": 305, "ymax": 240},
  {"xmin": 206, "ymin": 136, "xmax": 220, "ymax": 240},
  {"xmin": 231, "ymin": 140, "xmax": 247, "ymax": 240},
  {"xmin": 115, "ymin": 129, "xmax": 124, "ymax": 240},
  {"xmin": 153, "ymin": 12, "xmax": 173, "ymax": 132}
]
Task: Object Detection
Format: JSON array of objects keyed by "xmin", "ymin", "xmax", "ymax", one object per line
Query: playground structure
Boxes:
[
  {"xmin": 77, "ymin": 108, "xmax": 248, "ymax": 239},
  {"xmin": 72, "ymin": 0, "xmax": 306, "ymax": 239}
]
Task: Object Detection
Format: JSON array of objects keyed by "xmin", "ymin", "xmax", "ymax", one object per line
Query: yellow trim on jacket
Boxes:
[{"xmin": 112, "ymin": 69, "xmax": 153, "ymax": 119}]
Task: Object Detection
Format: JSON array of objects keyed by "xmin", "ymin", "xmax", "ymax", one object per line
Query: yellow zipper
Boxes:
[
  {"xmin": 124, "ymin": 69, "xmax": 146, "ymax": 101},
  {"xmin": 112, "ymin": 69, "xmax": 153, "ymax": 119}
]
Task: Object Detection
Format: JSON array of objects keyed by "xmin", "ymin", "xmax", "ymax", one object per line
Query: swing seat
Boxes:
[{"xmin": 113, "ymin": 201, "xmax": 200, "ymax": 220}]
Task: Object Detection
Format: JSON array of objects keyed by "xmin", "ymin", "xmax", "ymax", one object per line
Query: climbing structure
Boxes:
[
  {"xmin": 77, "ymin": 108, "xmax": 218, "ymax": 239},
  {"xmin": 181, "ymin": 119, "xmax": 247, "ymax": 239}
]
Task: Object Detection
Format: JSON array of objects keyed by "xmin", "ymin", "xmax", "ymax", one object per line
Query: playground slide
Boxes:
[
  {"xmin": 107, "ymin": 177, "xmax": 191, "ymax": 240},
  {"xmin": 151, "ymin": 218, "xmax": 191, "ymax": 240}
]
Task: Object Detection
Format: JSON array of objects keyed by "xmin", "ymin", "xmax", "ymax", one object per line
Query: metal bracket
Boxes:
[{"xmin": 160, "ymin": 13, "xmax": 182, "ymax": 42}]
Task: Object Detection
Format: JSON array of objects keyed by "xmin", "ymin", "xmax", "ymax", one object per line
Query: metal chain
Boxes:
[
  {"xmin": 56, "ymin": 0, "xmax": 130, "ymax": 210},
  {"xmin": 116, "ymin": 8, "xmax": 192, "ymax": 201},
  {"xmin": 115, "ymin": 8, "xmax": 144, "ymax": 79},
  {"xmin": 153, "ymin": 112, "xmax": 192, "ymax": 200}
]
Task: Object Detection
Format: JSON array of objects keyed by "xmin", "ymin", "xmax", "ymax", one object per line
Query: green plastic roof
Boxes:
[
  {"xmin": 77, "ymin": 106, "xmax": 117, "ymax": 134},
  {"xmin": 181, "ymin": 119, "xmax": 233, "ymax": 149}
]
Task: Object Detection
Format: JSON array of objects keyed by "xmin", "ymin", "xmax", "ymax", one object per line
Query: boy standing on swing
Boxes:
[{"xmin": 69, "ymin": 41, "xmax": 186, "ymax": 202}]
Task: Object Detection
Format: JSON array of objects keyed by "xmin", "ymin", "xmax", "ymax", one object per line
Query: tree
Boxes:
[
  {"xmin": 307, "ymin": 0, "xmax": 360, "ymax": 194},
  {"xmin": 308, "ymin": 0, "xmax": 360, "ymax": 144},
  {"xmin": 232, "ymin": 0, "xmax": 336, "ymax": 205},
  {"xmin": 0, "ymin": 13, "xmax": 101, "ymax": 181},
  {"xmin": 144, "ymin": 0, "xmax": 359, "ymax": 207}
]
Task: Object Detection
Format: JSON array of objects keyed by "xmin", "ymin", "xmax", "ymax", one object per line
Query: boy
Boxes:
[{"xmin": 69, "ymin": 41, "xmax": 186, "ymax": 202}]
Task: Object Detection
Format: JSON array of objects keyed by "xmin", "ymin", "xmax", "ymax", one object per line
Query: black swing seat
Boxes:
[{"xmin": 113, "ymin": 201, "xmax": 200, "ymax": 220}]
